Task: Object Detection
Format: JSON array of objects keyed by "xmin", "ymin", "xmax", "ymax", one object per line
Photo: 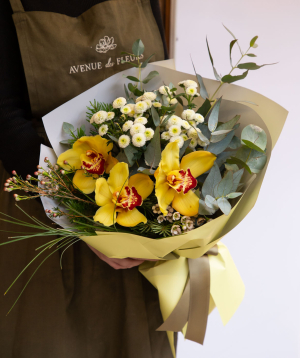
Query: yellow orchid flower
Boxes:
[
  {"xmin": 57, "ymin": 135, "xmax": 118, "ymax": 194},
  {"xmin": 94, "ymin": 162, "xmax": 154, "ymax": 227},
  {"xmin": 155, "ymin": 142, "xmax": 216, "ymax": 216}
]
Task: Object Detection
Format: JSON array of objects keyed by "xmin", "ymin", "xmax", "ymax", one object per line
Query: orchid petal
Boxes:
[
  {"xmin": 180, "ymin": 151, "xmax": 216, "ymax": 178},
  {"xmin": 172, "ymin": 190, "xmax": 199, "ymax": 216},
  {"xmin": 73, "ymin": 170, "xmax": 96, "ymax": 194},
  {"xmin": 95, "ymin": 178, "xmax": 113, "ymax": 206},
  {"xmin": 128, "ymin": 174, "xmax": 154, "ymax": 199},
  {"xmin": 93, "ymin": 203, "xmax": 116, "ymax": 226},
  {"xmin": 116, "ymin": 208, "xmax": 147, "ymax": 227}
]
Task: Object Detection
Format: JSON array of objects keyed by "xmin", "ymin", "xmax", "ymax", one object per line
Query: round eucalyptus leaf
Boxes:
[{"xmin": 241, "ymin": 124, "xmax": 267, "ymax": 152}]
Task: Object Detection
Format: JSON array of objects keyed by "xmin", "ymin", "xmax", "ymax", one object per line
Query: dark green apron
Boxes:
[{"xmin": 0, "ymin": 1, "xmax": 172, "ymax": 357}]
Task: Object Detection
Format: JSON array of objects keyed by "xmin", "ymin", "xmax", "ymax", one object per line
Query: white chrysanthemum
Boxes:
[
  {"xmin": 122, "ymin": 120, "xmax": 133, "ymax": 132},
  {"xmin": 188, "ymin": 120, "xmax": 196, "ymax": 127},
  {"xmin": 161, "ymin": 131, "xmax": 171, "ymax": 140},
  {"xmin": 118, "ymin": 135, "xmax": 130, "ymax": 149},
  {"xmin": 194, "ymin": 113, "xmax": 204, "ymax": 123},
  {"xmin": 169, "ymin": 125, "xmax": 181, "ymax": 137},
  {"xmin": 121, "ymin": 104, "xmax": 135, "ymax": 117},
  {"xmin": 98, "ymin": 124, "xmax": 108, "ymax": 136},
  {"xmin": 135, "ymin": 96, "xmax": 143, "ymax": 103},
  {"xmin": 134, "ymin": 101, "xmax": 148, "ymax": 114},
  {"xmin": 113, "ymin": 97, "xmax": 127, "ymax": 109},
  {"xmin": 178, "ymin": 80, "xmax": 186, "ymax": 86},
  {"xmin": 153, "ymin": 102, "xmax": 162, "ymax": 108},
  {"xmin": 183, "ymin": 80, "xmax": 198, "ymax": 88},
  {"xmin": 185, "ymin": 86, "xmax": 198, "ymax": 96},
  {"xmin": 187, "ymin": 127, "xmax": 201, "ymax": 138},
  {"xmin": 144, "ymin": 99, "xmax": 152, "ymax": 109},
  {"xmin": 189, "ymin": 138, "xmax": 198, "ymax": 148},
  {"xmin": 181, "ymin": 120, "xmax": 190, "ymax": 129},
  {"xmin": 170, "ymin": 98, "xmax": 178, "ymax": 105},
  {"xmin": 168, "ymin": 115, "xmax": 182, "ymax": 127},
  {"xmin": 158, "ymin": 85, "xmax": 170, "ymax": 95},
  {"xmin": 142, "ymin": 92, "xmax": 157, "ymax": 101},
  {"xmin": 90, "ymin": 110, "xmax": 108, "ymax": 124},
  {"xmin": 182, "ymin": 109, "xmax": 196, "ymax": 121},
  {"xmin": 180, "ymin": 133, "xmax": 189, "ymax": 141},
  {"xmin": 107, "ymin": 112, "xmax": 115, "ymax": 120},
  {"xmin": 132, "ymin": 133, "xmax": 146, "ymax": 147},
  {"xmin": 170, "ymin": 135, "xmax": 184, "ymax": 148},
  {"xmin": 194, "ymin": 93, "xmax": 200, "ymax": 97},
  {"xmin": 144, "ymin": 128, "xmax": 154, "ymax": 141},
  {"xmin": 130, "ymin": 123, "xmax": 146, "ymax": 136},
  {"xmin": 134, "ymin": 116, "xmax": 148, "ymax": 125}
]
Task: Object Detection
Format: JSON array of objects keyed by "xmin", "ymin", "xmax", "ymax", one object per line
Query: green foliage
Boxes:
[
  {"xmin": 60, "ymin": 122, "xmax": 86, "ymax": 146},
  {"xmin": 86, "ymin": 100, "xmax": 113, "ymax": 120}
]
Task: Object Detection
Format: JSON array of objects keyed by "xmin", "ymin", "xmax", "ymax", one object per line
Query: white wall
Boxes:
[{"xmin": 172, "ymin": 0, "xmax": 300, "ymax": 357}]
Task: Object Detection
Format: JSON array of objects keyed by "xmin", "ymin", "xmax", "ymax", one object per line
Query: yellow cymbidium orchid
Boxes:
[
  {"xmin": 94, "ymin": 162, "xmax": 154, "ymax": 227},
  {"xmin": 57, "ymin": 135, "xmax": 118, "ymax": 194},
  {"xmin": 155, "ymin": 142, "xmax": 216, "ymax": 216}
]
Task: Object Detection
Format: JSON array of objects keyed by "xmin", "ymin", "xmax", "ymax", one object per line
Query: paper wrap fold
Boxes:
[{"xmin": 39, "ymin": 60, "xmax": 288, "ymax": 356}]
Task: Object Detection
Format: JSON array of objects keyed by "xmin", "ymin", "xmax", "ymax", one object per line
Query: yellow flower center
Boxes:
[
  {"xmin": 112, "ymin": 186, "xmax": 143, "ymax": 211},
  {"xmin": 166, "ymin": 168, "xmax": 197, "ymax": 194}
]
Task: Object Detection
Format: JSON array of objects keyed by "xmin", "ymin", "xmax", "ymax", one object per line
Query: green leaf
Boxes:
[
  {"xmin": 161, "ymin": 114, "xmax": 173, "ymax": 127},
  {"xmin": 227, "ymin": 157, "xmax": 251, "ymax": 174},
  {"xmin": 124, "ymin": 84, "xmax": 130, "ymax": 99},
  {"xmin": 215, "ymin": 170, "xmax": 234, "ymax": 197},
  {"xmin": 197, "ymin": 99, "xmax": 211, "ymax": 116},
  {"xmin": 211, "ymin": 129, "xmax": 232, "ymax": 136},
  {"xmin": 228, "ymin": 136, "xmax": 241, "ymax": 149},
  {"xmin": 190, "ymin": 56, "xmax": 209, "ymax": 99},
  {"xmin": 231, "ymin": 146, "xmax": 267, "ymax": 173},
  {"xmin": 207, "ymin": 97, "xmax": 222, "ymax": 132},
  {"xmin": 179, "ymin": 139, "xmax": 192, "ymax": 158},
  {"xmin": 116, "ymin": 151, "xmax": 129, "ymax": 164},
  {"xmin": 59, "ymin": 139, "xmax": 72, "ymax": 145},
  {"xmin": 197, "ymin": 123, "xmax": 211, "ymax": 140},
  {"xmin": 205, "ymin": 195, "xmax": 219, "ymax": 210},
  {"xmin": 137, "ymin": 167, "xmax": 155, "ymax": 175},
  {"xmin": 250, "ymin": 36, "xmax": 258, "ymax": 47},
  {"xmin": 232, "ymin": 169, "xmax": 244, "ymax": 192},
  {"xmin": 62, "ymin": 122, "xmax": 74, "ymax": 134},
  {"xmin": 215, "ymin": 151, "xmax": 233, "ymax": 167},
  {"xmin": 120, "ymin": 51, "xmax": 134, "ymax": 56},
  {"xmin": 217, "ymin": 197, "xmax": 231, "ymax": 215},
  {"xmin": 141, "ymin": 54, "xmax": 154, "ymax": 68},
  {"xmin": 144, "ymin": 127, "xmax": 161, "ymax": 168},
  {"xmin": 207, "ymin": 130, "xmax": 235, "ymax": 155},
  {"xmin": 202, "ymin": 163, "xmax": 222, "ymax": 198},
  {"xmin": 161, "ymin": 103, "xmax": 178, "ymax": 112},
  {"xmin": 124, "ymin": 146, "xmax": 139, "ymax": 167},
  {"xmin": 206, "ymin": 37, "xmax": 221, "ymax": 81},
  {"xmin": 198, "ymin": 199, "xmax": 217, "ymax": 215},
  {"xmin": 108, "ymin": 135, "xmax": 118, "ymax": 143},
  {"xmin": 222, "ymin": 23, "xmax": 243, "ymax": 55},
  {"xmin": 217, "ymin": 115, "xmax": 240, "ymax": 131},
  {"xmin": 151, "ymin": 106, "xmax": 160, "ymax": 126},
  {"xmin": 225, "ymin": 163, "xmax": 239, "ymax": 172},
  {"xmin": 237, "ymin": 62, "xmax": 277, "ymax": 71},
  {"xmin": 197, "ymin": 130, "xmax": 210, "ymax": 145},
  {"xmin": 126, "ymin": 76, "xmax": 140, "ymax": 82},
  {"xmin": 222, "ymin": 70, "xmax": 249, "ymax": 83},
  {"xmin": 142, "ymin": 71, "xmax": 159, "ymax": 84},
  {"xmin": 210, "ymin": 130, "xmax": 233, "ymax": 143},
  {"xmin": 241, "ymin": 124, "xmax": 267, "ymax": 152},
  {"xmin": 247, "ymin": 54, "xmax": 257, "ymax": 57},
  {"xmin": 226, "ymin": 192, "xmax": 243, "ymax": 199},
  {"xmin": 229, "ymin": 39, "xmax": 238, "ymax": 67},
  {"xmin": 132, "ymin": 39, "xmax": 145, "ymax": 57}
]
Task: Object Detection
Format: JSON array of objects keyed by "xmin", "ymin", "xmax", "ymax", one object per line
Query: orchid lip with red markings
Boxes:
[
  {"xmin": 167, "ymin": 168, "xmax": 197, "ymax": 194},
  {"xmin": 113, "ymin": 186, "xmax": 143, "ymax": 211},
  {"xmin": 82, "ymin": 150, "xmax": 106, "ymax": 175}
]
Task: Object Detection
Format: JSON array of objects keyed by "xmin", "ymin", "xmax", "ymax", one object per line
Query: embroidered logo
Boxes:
[{"xmin": 96, "ymin": 36, "xmax": 117, "ymax": 53}]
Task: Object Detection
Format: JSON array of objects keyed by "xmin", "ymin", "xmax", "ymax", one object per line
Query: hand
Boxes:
[{"xmin": 87, "ymin": 244, "xmax": 146, "ymax": 270}]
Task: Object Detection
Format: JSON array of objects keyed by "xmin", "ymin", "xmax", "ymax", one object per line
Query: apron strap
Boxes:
[{"xmin": 9, "ymin": 0, "xmax": 24, "ymax": 13}]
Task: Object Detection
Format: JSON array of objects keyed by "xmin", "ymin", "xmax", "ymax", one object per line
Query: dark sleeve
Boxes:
[
  {"xmin": 150, "ymin": 0, "xmax": 168, "ymax": 59},
  {"xmin": 0, "ymin": 1, "xmax": 43, "ymax": 178}
]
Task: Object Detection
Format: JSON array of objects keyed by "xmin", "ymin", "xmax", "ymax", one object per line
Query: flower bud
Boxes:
[
  {"xmin": 53, "ymin": 213, "xmax": 57, "ymax": 217},
  {"xmin": 13, "ymin": 194, "xmax": 18, "ymax": 198},
  {"xmin": 34, "ymin": 171, "xmax": 39, "ymax": 176},
  {"xmin": 26, "ymin": 175, "xmax": 31, "ymax": 180},
  {"xmin": 37, "ymin": 165, "xmax": 41, "ymax": 169},
  {"xmin": 12, "ymin": 170, "xmax": 16, "ymax": 175},
  {"xmin": 63, "ymin": 160, "xmax": 68, "ymax": 165},
  {"xmin": 4, "ymin": 183, "xmax": 9, "ymax": 187},
  {"xmin": 44, "ymin": 157, "xmax": 49, "ymax": 162},
  {"xmin": 40, "ymin": 181, "xmax": 45, "ymax": 185},
  {"xmin": 60, "ymin": 170, "xmax": 65, "ymax": 175}
]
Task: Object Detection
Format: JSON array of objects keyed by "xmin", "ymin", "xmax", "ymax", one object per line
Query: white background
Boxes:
[{"xmin": 172, "ymin": 0, "xmax": 300, "ymax": 357}]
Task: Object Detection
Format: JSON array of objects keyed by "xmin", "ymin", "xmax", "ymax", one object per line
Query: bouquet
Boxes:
[{"xmin": 1, "ymin": 29, "xmax": 287, "ymax": 356}]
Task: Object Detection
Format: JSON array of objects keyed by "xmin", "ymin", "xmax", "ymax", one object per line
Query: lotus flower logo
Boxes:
[{"xmin": 96, "ymin": 36, "xmax": 117, "ymax": 53}]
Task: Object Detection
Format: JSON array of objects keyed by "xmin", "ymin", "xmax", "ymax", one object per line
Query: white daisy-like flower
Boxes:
[
  {"xmin": 144, "ymin": 99, "xmax": 152, "ymax": 109},
  {"xmin": 90, "ymin": 110, "xmax": 108, "ymax": 124},
  {"xmin": 170, "ymin": 98, "xmax": 178, "ymax": 105},
  {"xmin": 188, "ymin": 120, "xmax": 196, "ymax": 127},
  {"xmin": 118, "ymin": 135, "xmax": 131, "ymax": 148},
  {"xmin": 169, "ymin": 125, "xmax": 181, "ymax": 137},
  {"xmin": 134, "ymin": 116, "xmax": 148, "ymax": 125},
  {"xmin": 144, "ymin": 128, "xmax": 154, "ymax": 141},
  {"xmin": 181, "ymin": 120, "xmax": 191, "ymax": 129},
  {"xmin": 167, "ymin": 206, "xmax": 174, "ymax": 213},
  {"xmin": 153, "ymin": 102, "xmax": 162, "ymax": 108},
  {"xmin": 194, "ymin": 113, "xmax": 204, "ymax": 123},
  {"xmin": 152, "ymin": 204, "xmax": 161, "ymax": 214},
  {"xmin": 182, "ymin": 109, "xmax": 196, "ymax": 121},
  {"xmin": 130, "ymin": 123, "xmax": 146, "ymax": 136},
  {"xmin": 168, "ymin": 115, "xmax": 182, "ymax": 127},
  {"xmin": 189, "ymin": 138, "xmax": 198, "ymax": 148},
  {"xmin": 185, "ymin": 86, "xmax": 198, "ymax": 96},
  {"xmin": 135, "ymin": 96, "xmax": 143, "ymax": 103},
  {"xmin": 134, "ymin": 101, "xmax": 148, "ymax": 114},
  {"xmin": 161, "ymin": 131, "xmax": 171, "ymax": 140},
  {"xmin": 194, "ymin": 93, "xmax": 200, "ymax": 97},
  {"xmin": 98, "ymin": 124, "xmax": 108, "ymax": 136},
  {"xmin": 157, "ymin": 215, "xmax": 165, "ymax": 223},
  {"xmin": 158, "ymin": 85, "xmax": 170, "ymax": 95},
  {"xmin": 171, "ymin": 224, "xmax": 182, "ymax": 236},
  {"xmin": 121, "ymin": 104, "xmax": 135, "ymax": 117},
  {"xmin": 178, "ymin": 80, "xmax": 186, "ymax": 87},
  {"xmin": 186, "ymin": 220, "xmax": 194, "ymax": 230},
  {"xmin": 181, "ymin": 216, "xmax": 190, "ymax": 224},
  {"xmin": 170, "ymin": 135, "xmax": 184, "ymax": 148},
  {"xmin": 180, "ymin": 133, "xmax": 189, "ymax": 141},
  {"xmin": 183, "ymin": 80, "xmax": 198, "ymax": 88},
  {"xmin": 132, "ymin": 133, "xmax": 146, "ymax": 147},
  {"xmin": 142, "ymin": 92, "xmax": 157, "ymax": 101},
  {"xmin": 187, "ymin": 127, "xmax": 201, "ymax": 139},
  {"xmin": 122, "ymin": 120, "xmax": 133, "ymax": 132},
  {"xmin": 107, "ymin": 112, "xmax": 115, "ymax": 120},
  {"xmin": 113, "ymin": 97, "xmax": 127, "ymax": 109},
  {"xmin": 173, "ymin": 212, "xmax": 181, "ymax": 221}
]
